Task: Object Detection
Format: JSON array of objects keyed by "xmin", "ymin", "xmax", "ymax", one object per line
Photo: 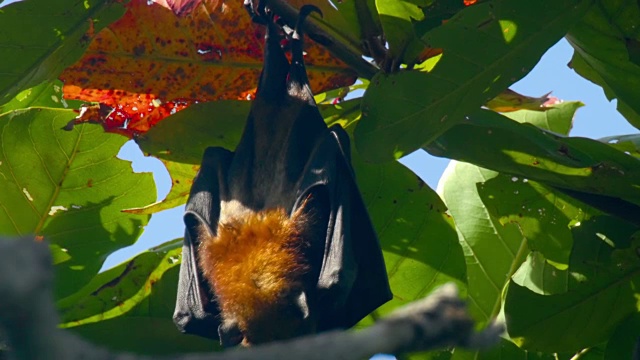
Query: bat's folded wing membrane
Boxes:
[
  {"xmin": 173, "ymin": 147, "xmax": 233, "ymax": 340},
  {"xmin": 296, "ymin": 125, "xmax": 392, "ymax": 331}
]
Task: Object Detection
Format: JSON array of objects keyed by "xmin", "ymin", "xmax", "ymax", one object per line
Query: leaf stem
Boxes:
[
  {"xmin": 569, "ymin": 347, "xmax": 591, "ymax": 360},
  {"xmin": 489, "ymin": 230, "xmax": 529, "ymax": 319}
]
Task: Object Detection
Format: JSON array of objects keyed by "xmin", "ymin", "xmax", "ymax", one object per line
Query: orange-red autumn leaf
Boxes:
[{"xmin": 60, "ymin": 0, "xmax": 356, "ymax": 136}]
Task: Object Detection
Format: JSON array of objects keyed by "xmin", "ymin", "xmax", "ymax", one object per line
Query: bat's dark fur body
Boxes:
[{"xmin": 173, "ymin": 4, "xmax": 392, "ymax": 347}]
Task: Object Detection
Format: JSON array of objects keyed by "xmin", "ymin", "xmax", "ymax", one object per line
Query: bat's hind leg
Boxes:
[
  {"xmin": 244, "ymin": 0, "xmax": 288, "ymax": 29},
  {"xmin": 250, "ymin": 0, "xmax": 291, "ymax": 102},
  {"xmin": 287, "ymin": 5, "xmax": 322, "ymax": 99},
  {"xmin": 291, "ymin": 5, "xmax": 322, "ymax": 64}
]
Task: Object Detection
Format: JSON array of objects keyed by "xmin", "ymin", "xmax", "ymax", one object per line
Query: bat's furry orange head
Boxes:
[{"xmin": 198, "ymin": 205, "xmax": 311, "ymax": 345}]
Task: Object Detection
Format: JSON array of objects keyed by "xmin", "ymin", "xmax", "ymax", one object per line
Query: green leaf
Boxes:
[
  {"xmin": 511, "ymin": 252, "xmax": 569, "ymax": 295},
  {"xmin": 376, "ymin": 0, "xmax": 426, "ymax": 61},
  {"xmin": 504, "ymin": 217, "xmax": 640, "ymax": 352},
  {"xmin": 57, "ymin": 238, "xmax": 182, "ymax": 325},
  {"xmin": 600, "ymin": 133, "xmax": 640, "ymax": 159},
  {"xmin": 354, "ymin": 149, "xmax": 466, "ymax": 323},
  {"xmin": 124, "ymin": 160, "xmax": 197, "ymax": 214},
  {"xmin": 478, "ymin": 174, "xmax": 594, "ymax": 270},
  {"xmin": 355, "ymin": 0, "xmax": 591, "ymax": 162},
  {"xmin": 483, "ymin": 103, "xmax": 597, "ymax": 263},
  {"xmin": 407, "ymin": 349, "xmax": 453, "ymax": 360},
  {"xmin": 137, "ymin": 100, "xmax": 248, "ymax": 164},
  {"xmin": 452, "ymin": 338, "xmax": 556, "ymax": 360},
  {"xmin": 443, "ymin": 161, "xmax": 610, "ymax": 357},
  {"xmin": 302, "ymin": 0, "xmax": 364, "ymax": 53},
  {"xmin": 59, "ymin": 238, "xmax": 218, "ymax": 354},
  {"xmin": 504, "ymin": 101, "xmax": 584, "ymax": 135},
  {"xmin": 0, "ymin": 80, "xmax": 83, "ymax": 114},
  {"xmin": 0, "ymin": 108, "xmax": 155, "ymax": 299},
  {"xmin": 604, "ymin": 314, "xmax": 640, "ymax": 360},
  {"xmin": 334, "ymin": 0, "xmax": 381, "ymax": 46},
  {"xmin": 550, "ymin": 186, "xmax": 640, "ymax": 228},
  {"xmin": 566, "ymin": 0, "xmax": 640, "ymax": 129},
  {"xmin": 0, "ymin": 0, "xmax": 128, "ymax": 106},
  {"xmin": 427, "ymin": 109, "xmax": 640, "ymax": 206},
  {"xmin": 439, "ymin": 162, "xmax": 525, "ymax": 326},
  {"xmin": 70, "ymin": 316, "xmax": 217, "ymax": 354}
]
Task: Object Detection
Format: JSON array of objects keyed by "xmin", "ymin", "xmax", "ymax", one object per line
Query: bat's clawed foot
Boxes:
[
  {"xmin": 245, "ymin": 1, "xmax": 323, "ymax": 40},
  {"xmin": 293, "ymin": 5, "xmax": 322, "ymax": 40},
  {"xmin": 290, "ymin": 5, "xmax": 322, "ymax": 65},
  {"xmin": 244, "ymin": 0, "xmax": 269, "ymax": 24}
]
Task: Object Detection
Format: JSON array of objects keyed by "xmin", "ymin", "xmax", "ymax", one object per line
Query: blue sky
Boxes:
[{"xmin": 104, "ymin": 38, "xmax": 639, "ymax": 268}]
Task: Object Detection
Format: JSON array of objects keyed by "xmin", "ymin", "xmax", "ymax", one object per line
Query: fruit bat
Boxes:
[{"xmin": 172, "ymin": 3, "xmax": 392, "ymax": 347}]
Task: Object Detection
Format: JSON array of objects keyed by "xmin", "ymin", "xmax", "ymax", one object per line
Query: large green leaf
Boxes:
[
  {"xmin": 57, "ymin": 238, "xmax": 182, "ymax": 325},
  {"xmin": 604, "ymin": 314, "xmax": 640, "ymax": 360},
  {"xmin": 436, "ymin": 103, "xmax": 582, "ymax": 317},
  {"xmin": 124, "ymin": 160, "xmax": 197, "ymax": 215},
  {"xmin": 452, "ymin": 338, "xmax": 556, "ymax": 360},
  {"xmin": 137, "ymin": 100, "xmax": 247, "ymax": 164},
  {"xmin": 510, "ymin": 252, "xmax": 569, "ymax": 296},
  {"xmin": 376, "ymin": 0, "xmax": 478, "ymax": 65},
  {"xmin": 71, "ymin": 316, "xmax": 216, "ymax": 354},
  {"xmin": 0, "ymin": 0, "xmax": 128, "ymax": 106},
  {"xmin": 566, "ymin": 0, "xmax": 640, "ymax": 129},
  {"xmin": 600, "ymin": 133, "xmax": 640, "ymax": 159},
  {"xmin": 57, "ymin": 238, "xmax": 218, "ymax": 354},
  {"xmin": 478, "ymin": 175, "xmax": 594, "ymax": 270},
  {"xmin": 351, "ymin": 139, "xmax": 467, "ymax": 324},
  {"xmin": 439, "ymin": 162, "xmax": 524, "ymax": 327},
  {"xmin": 504, "ymin": 101, "xmax": 583, "ymax": 135},
  {"xmin": 493, "ymin": 103, "xmax": 640, "ymax": 227},
  {"xmin": 375, "ymin": 0, "xmax": 425, "ymax": 62},
  {"xmin": 139, "ymin": 98, "xmax": 467, "ymax": 331},
  {"xmin": 355, "ymin": 0, "xmax": 592, "ymax": 162},
  {"xmin": 427, "ymin": 109, "xmax": 640, "ymax": 206},
  {"xmin": 504, "ymin": 218, "xmax": 640, "ymax": 352},
  {"xmin": 0, "ymin": 108, "xmax": 154, "ymax": 299},
  {"xmin": 440, "ymin": 161, "xmax": 640, "ymax": 356}
]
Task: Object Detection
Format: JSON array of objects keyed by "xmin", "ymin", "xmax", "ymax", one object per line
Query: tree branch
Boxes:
[{"xmin": 0, "ymin": 237, "xmax": 502, "ymax": 360}]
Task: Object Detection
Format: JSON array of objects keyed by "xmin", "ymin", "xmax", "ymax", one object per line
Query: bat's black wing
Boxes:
[
  {"xmin": 173, "ymin": 147, "xmax": 232, "ymax": 339},
  {"xmin": 295, "ymin": 124, "xmax": 392, "ymax": 331}
]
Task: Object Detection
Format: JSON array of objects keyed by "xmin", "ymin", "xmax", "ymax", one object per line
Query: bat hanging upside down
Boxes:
[{"xmin": 173, "ymin": 1, "xmax": 392, "ymax": 347}]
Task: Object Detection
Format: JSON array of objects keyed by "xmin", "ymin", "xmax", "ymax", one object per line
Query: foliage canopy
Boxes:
[{"xmin": 1, "ymin": 0, "xmax": 640, "ymax": 358}]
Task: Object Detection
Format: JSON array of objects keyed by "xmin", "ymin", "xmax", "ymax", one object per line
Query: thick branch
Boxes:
[{"xmin": 0, "ymin": 238, "xmax": 502, "ymax": 360}]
